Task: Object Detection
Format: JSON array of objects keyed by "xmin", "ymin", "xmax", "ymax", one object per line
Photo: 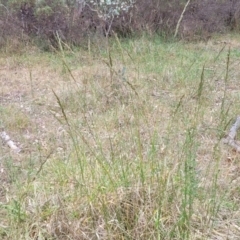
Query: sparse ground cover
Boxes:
[{"xmin": 1, "ymin": 35, "xmax": 240, "ymax": 239}]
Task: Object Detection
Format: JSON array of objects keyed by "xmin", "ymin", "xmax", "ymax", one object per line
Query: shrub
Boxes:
[{"xmin": 0, "ymin": 0, "xmax": 240, "ymax": 50}]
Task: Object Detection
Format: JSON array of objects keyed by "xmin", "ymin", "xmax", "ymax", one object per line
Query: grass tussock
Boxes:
[{"xmin": 1, "ymin": 35, "xmax": 240, "ymax": 239}]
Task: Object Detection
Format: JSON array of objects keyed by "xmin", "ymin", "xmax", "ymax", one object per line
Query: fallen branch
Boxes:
[
  {"xmin": 223, "ymin": 116, "xmax": 240, "ymax": 152},
  {"xmin": 0, "ymin": 131, "xmax": 21, "ymax": 153}
]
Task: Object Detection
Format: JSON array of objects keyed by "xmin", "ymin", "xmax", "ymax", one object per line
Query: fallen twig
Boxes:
[
  {"xmin": 223, "ymin": 116, "xmax": 240, "ymax": 152},
  {"xmin": 0, "ymin": 131, "xmax": 21, "ymax": 153}
]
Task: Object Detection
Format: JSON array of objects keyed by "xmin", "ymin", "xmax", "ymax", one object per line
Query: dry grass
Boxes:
[{"xmin": 1, "ymin": 34, "xmax": 240, "ymax": 239}]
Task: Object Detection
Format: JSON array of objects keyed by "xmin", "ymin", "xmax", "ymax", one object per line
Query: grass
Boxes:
[{"xmin": 1, "ymin": 34, "xmax": 240, "ymax": 239}]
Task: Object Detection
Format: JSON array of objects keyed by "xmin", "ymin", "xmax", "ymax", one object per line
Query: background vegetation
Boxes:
[{"xmin": 0, "ymin": 0, "xmax": 240, "ymax": 50}]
